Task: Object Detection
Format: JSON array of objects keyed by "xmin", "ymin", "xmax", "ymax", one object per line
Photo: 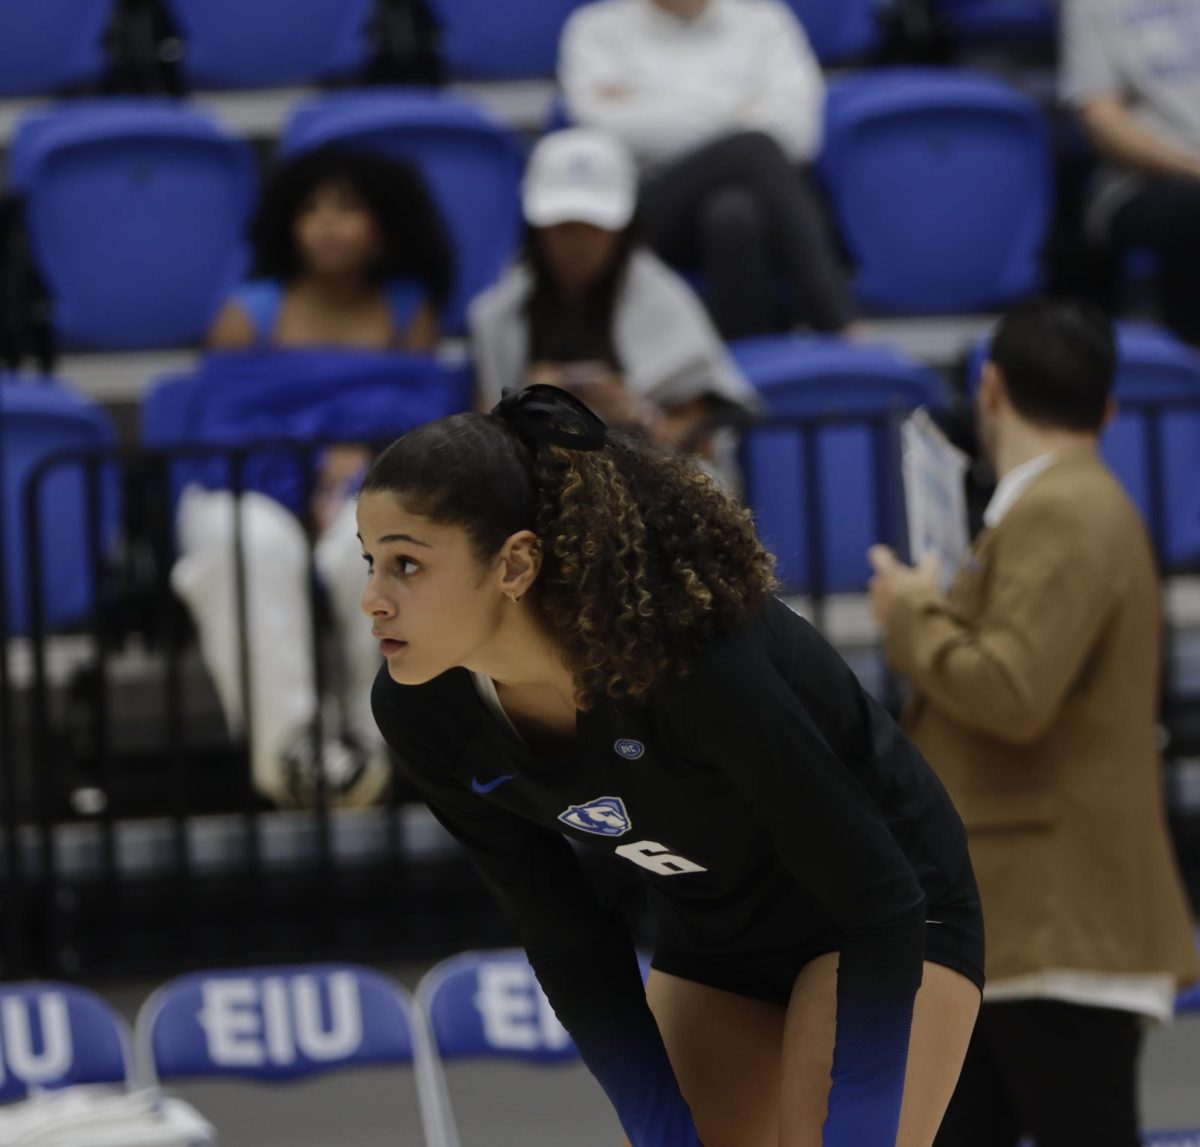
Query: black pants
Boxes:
[
  {"xmin": 1109, "ymin": 177, "xmax": 1200, "ymax": 346},
  {"xmin": 934, "ymin": 1000, "xmax": 1145, "ymax": 1147},
  {"xmin": 638, "ymin": 130, "xmax": 857, "ymax": 340}
]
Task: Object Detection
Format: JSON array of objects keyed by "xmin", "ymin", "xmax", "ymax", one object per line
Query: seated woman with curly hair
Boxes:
[
  {"xmin": 360, "ymin": 385, "xmax": 984, "ymax": 1147},
  {"xmin": 173, "ymin": 147, "xmax": 453, "ymax": 810}
]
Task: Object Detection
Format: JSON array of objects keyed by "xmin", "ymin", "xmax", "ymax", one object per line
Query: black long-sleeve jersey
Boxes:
[{"xmin": 373, "ymin": 595, "xmax": 977, "ymax": 1147}]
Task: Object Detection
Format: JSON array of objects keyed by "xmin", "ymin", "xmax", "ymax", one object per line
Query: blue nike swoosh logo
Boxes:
[{"xmin": 471, "ymin": 774, "xmax": 517, "ymax": 794}]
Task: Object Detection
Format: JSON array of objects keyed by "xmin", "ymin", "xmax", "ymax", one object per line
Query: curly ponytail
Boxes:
[
  {"xmin": 531, "ymin": 436, "xmax": 774, "ymax": 703},
  {"xmin": 362, "ymin": 391, "xmax": 775, "ymax": 705}
]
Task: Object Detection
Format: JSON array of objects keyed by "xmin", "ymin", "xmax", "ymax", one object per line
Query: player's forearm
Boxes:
[
  {"xmin": 530, "ymin": 932, "xmax": 702, "ymax": 1147},
  {"xmin": 824, "ymin": 913, "xmax": 925, "ymax": 1147}
]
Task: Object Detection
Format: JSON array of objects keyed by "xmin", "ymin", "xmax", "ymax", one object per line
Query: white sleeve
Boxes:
[
  {"xmin": 467, "ymin": 286, "xmax": 520, "ymax": 408},
  {"xmin": 558, "ymin": 6, "xmax": 729, "ymax": 165},
  {"xmin": 737, "ymin": 4, "xmax": 826, "ymax": 162},
  {"xmin": 620, "ymin": 254, "xmax": 761, "ymax": 411},
  {"xmin": 1060, "ymin": 0, "xmax": 1122, "ymax": 107}
]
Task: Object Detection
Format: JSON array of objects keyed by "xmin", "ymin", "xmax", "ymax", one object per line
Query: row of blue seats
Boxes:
[
  {"xmin": 3, "ymin": 71, "xmax": 1053, "ymax": 351},
  {"xmin": 1, "ymin": 953, "xmax": 1197, "ymax": 1142},
  {"xmin": 4, "ymin": 327, "xmax": 1200, "ymax": 638},
  {"xmin": 0, "ymin": 0, "xmax": 1059, "ymax": 96}
]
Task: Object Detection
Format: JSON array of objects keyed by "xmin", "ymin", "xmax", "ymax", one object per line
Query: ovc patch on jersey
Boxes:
[
  {"xmin": 558, "ymin": 796, "xmax": 632, "ymax": 837},
  {"xmin": 613, "ymin": 739, "xmax": 645, "ymax": 760}
]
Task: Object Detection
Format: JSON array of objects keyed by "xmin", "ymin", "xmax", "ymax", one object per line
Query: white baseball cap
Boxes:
[{"xmin": 522, "ymin": 128, "xmax": 637, "ymax": 231}]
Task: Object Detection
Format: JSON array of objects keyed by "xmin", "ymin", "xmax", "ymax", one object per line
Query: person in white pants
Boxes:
[
  {"xmin": 171, "ymin": 485, "xmax": 389, "ymax": 808},
  {"xmin": 176, "ymin": 147, "xmax": 453, "ymax": 806}
]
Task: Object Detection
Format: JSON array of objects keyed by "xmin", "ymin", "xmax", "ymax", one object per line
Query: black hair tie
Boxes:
[{"xmin": 493, "ymin": 385, "xmax": 609, "ymax": 453}]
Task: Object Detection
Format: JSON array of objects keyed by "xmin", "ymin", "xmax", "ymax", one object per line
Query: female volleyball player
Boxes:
[{"xmin": 358, "ymin": 386, "xmax": 984, "ymax": 1147}]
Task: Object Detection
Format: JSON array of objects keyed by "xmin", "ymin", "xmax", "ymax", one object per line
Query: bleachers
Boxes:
[
  {"xmin": 7, "ymin": 100, "xmax": 255, "ymax": 351},
  {"xmin": 0, "ymin": 1, "xmax": 113, "ymax": 99},
  {"xmin": 820, "ymin": 68, "xmax": 1054, "ymax": 315},
  {"xmin": 162, "ymin": 0, "xmax": 377, "ymax": 91},
  {"xmin": 0, "ymin": 15, "xmax": 1198, "ymax": 1127}
]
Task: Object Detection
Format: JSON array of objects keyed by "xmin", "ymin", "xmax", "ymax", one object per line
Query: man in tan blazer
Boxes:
[{"xmin": 868, "ymin": 298, "xmax": 1198, "ymax": 1147}]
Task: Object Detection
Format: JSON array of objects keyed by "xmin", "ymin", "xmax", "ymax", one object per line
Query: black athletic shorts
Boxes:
[{"xmin": 650, "ymin": 857, "xmax": 985, "ymax": 1005}]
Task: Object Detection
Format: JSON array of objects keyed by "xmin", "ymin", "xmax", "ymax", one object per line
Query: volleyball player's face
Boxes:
[{"xmin": 357, "ymin": 491, "xmax": 505, "ymax": 685}]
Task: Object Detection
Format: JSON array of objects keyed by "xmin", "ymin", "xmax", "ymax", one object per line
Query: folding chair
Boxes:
[
  {"xmin": 0, "ymin": 982, "xmax": 133, "ymax": 1102},
  {"xmin": 1, "ymin": 379, "xmax": 119, "ymax": 636},
  {"xmin": 0, "ymin": 0, "xmax": 112, "ymax": 98},
  {"xmin": 732, "ymin": 335, "xmax": 947, "ymax": 594},
  {"xmin": 137, "ymin": 964, "xmax": 418, "ymax": 1088},
  {"xmin": 279, "ymin": 90, "xmax": 523, "ymax": 333},
  {"xmin": 415, "ymin": 948, "xmax": 651, "ymax": 1147},
  {"xmin": 820, "ymin": 69, "xmax": 1053, "ymax": 314},
  {"xmin": 8, "ymin": 100, "xmax": 255, "ymax": 350},
  {"xmin": 162, "ymin": 0, "xmax": 374, "ymax": 89}
]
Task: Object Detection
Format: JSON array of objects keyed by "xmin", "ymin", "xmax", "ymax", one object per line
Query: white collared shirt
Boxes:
[
  {"xmin": 978, "ymin": 450, "xmax": 1178, "ymax": 1022},
  {"xmin": 981, "ymin": 452, "xmax": 1057, "ymax": 528}
]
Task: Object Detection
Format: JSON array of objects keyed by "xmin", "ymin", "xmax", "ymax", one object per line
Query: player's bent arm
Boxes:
[{"xmin": 402, "ymin": 762, "xmax": 703, "ymax": 1147}]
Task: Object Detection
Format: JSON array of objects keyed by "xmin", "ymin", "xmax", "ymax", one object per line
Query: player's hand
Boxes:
[{"xmin": 866, "ymin": 545, "xmax": 941, "ymax": 629}]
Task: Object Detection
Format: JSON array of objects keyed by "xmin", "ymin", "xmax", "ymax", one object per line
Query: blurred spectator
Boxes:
[
  {"xmin": 171, "ymin": 148, "xmax": 453, "ymax": 808},
  {"xmin": 868, "ymin": 298, "xmax": 1200, "ymax": 1147},
  {"xmin": 1062, "ymin": 0, "xmax": 1200, "ymax": 345},
  {"xmin": 470, "ymin": 128, "xmax": 760, "ymax": 480},
  {"xmin": 559, "ymin": 0, "xmax": 859, "ymax": 341}
]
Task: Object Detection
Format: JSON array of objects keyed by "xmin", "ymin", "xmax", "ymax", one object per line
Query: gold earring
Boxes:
[{"xmin": 508, "ymin": 593, "xmax": 521, "ymax": 604}]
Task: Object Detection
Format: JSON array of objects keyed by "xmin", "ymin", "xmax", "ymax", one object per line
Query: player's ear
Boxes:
[{"xmin": 496, "ymin": 530, "xmax": 543, "ymax": 601}]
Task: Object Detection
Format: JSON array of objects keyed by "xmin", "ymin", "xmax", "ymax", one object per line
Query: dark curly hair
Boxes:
[
  {"xmin": 361, "ymin": 400, "xmax": 776, "ymax": 706},
  {"xmin": 251, "ymin": 147, "xmax": 454, "ymax": 308}
]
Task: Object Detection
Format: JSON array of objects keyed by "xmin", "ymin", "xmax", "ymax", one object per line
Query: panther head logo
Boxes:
[{"xmin": 557, "ymin": 796, "xmax": 632, "ymax": 837}]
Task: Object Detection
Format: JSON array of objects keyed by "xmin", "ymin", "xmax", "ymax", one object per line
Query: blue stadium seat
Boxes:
[
  {"xmin": 820, "ymin": 69, "xmax": 1053, "ymax": 314},
  {"xmin": 424, "ymin": 0, "xmax": 590, "ymax": 79},
  {"xmin": 417, "ymin": 949, "xmax": 578, "ymax": 1065},
  {"xmin": 1, "ymin": 378, "xmax": 119, "ymax": 636},
  {"xmin": 782, "ymin": 0, "xmax": 881, "ymax": 63},
  {"xmin": 0, "ymin": 1, "xmax": 111, "ymax": 98},
  {"xmin": 162, "ymin": 0, "xmax": 374, "ymax": 90},
  {"xmin": 280, "ymin": 90, "xmax": 523, "ymax": 334},
  {"xmin": 415, "ymin": 948, "xmax": 650, "ymax": 1147},
  {"xmin": 0, "ymin": 982, "xmax": 133, "ymax": 1102},
  {"xmin": 932, "ymin": 0, "xmax": 1057, "ymax": 48},
  {"xmin": 137, "ymin": 964, "xmax": 416, "ymax": 1083},
  {"xmin": 732, "ymin": 336, "xmax": 947, "ymax": 593},
  {"xmin": 8, "ymin": 101, "xmax": 255, "ymax": 351},
  {"xmin": 967, "ymin": 324, "xmax": 1200, "ymax": 569}
]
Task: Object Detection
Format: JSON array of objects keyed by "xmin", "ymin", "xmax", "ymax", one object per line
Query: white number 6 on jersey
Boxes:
[{"xmin": 615, "ymin": 840, "xmax": 707, "ymax": 876}]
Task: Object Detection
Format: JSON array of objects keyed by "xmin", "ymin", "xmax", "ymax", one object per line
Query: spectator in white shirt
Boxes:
[{"xmin": 560, "ymin": 0, "xmax": 858, "ymax": 341}]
